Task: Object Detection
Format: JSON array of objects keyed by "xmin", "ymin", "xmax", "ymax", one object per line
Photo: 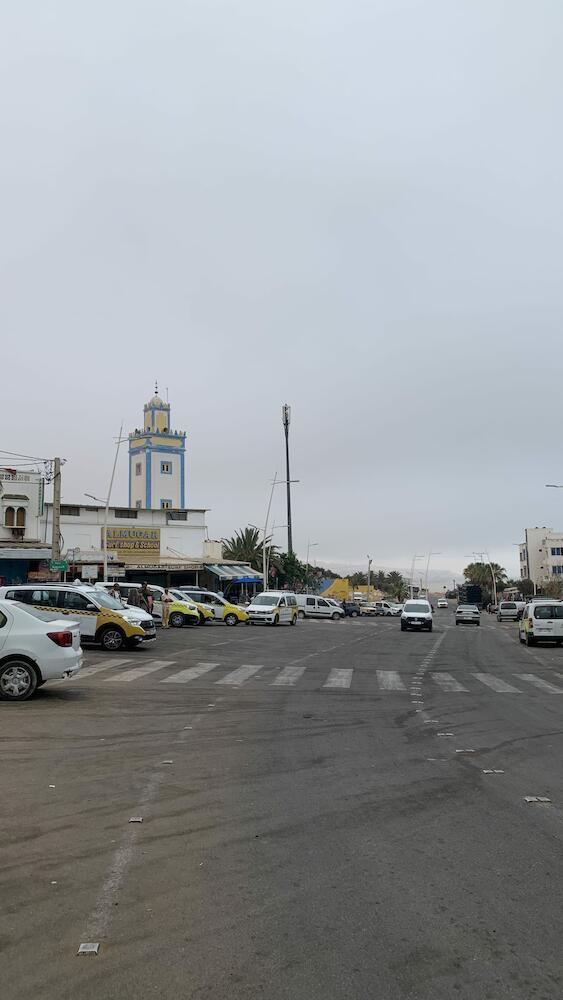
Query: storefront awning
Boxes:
[
  {"xmin": 205, "ymin": 563, "xmax": 263, "ymax": 583},
  {"xmin": 0, "ymin": 547, "xmax": 52, "ymax": 559}
]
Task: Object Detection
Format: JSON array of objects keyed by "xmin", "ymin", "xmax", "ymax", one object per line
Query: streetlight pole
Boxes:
[
  {"xmin": 409, "ymin": 554, "xmax": 423, "ymax": 598},
  {"xmin": 282, "ymin": 405, "xmax": 293, "ymax": 555},
  {"xmin": 261, "ymin": 473, "xmax": 300, "ymax": 590},
  {"xmin": 85, "ymin": 422, "xmax": 125, "ymax": 583},
  {"xmin": 306, "ymin": 541, "xmax": 318, "ymax": 594},
  {"xmin": 424, "ymin": 551, "xmax": 441, "ymax": 596},
  {"xmin": 367, "ymin": 555, "xmax": 372, "ymax": 603},
  {"xmin": 484, "ymin": 552, "xmax": 498, "ymax": 606}
]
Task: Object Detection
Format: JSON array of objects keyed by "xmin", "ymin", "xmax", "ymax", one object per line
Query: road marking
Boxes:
[
  {"xmin": 431, "ymin": 672, "xmax": 468, "ymax": 692},
  {"xmin": 105, "ymin": 661, "xmax": 174, "ymax": 682},
  {"xmin": 162, "ymin": 662, "xmax": 219, "ymax": 684},
  {"xmin": 272, "ymin": 664, "xmax": 308, "ymax": 686},
  {"xmin": 516, "ymin": 674, "xmax": 563, "ymax": 694},
  {"xmin": 473, "ymin": 673, "xmax": 521, "ymax": 693},
  {"xmin": 216, "ymin": 664, "xmax": 264, "ymax": 686},
  {"xmin": 79, "ymin": 658, "xmax": 133, "ymax": 677},
  {"xmin": 376, "ymin": 670, "xmax": 406, "ymax": 690},
  {"xmin": 323, "ymin": 668, "xmax": 353, "ymax": 689}
]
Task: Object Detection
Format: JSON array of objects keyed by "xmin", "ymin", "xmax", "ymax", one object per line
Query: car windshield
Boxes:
[
  {"xmin": 252, "ymin": 594, "xmax": 278, "ymax": 606},
  {"xmin": 405, "ymin": 603, "xmax": 430, "ymax": 613},
  {"xmin": 501, "ymin": 602, "xmax": 516, "ymax": 609},
  {"xmin": 458, "ymin": 605, "xmax": 478, "ymax": 611},
  {"xmin": 88, "ymin": 591, "xmax": 123, "ymax": 610},
  {"xmin": 170, "ymin": 589, "xmax": 194, "ymax": 604}
]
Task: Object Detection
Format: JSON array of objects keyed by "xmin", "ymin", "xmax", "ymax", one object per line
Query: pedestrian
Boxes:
[
  {"xmin": 127, "ymin": 588, "xmax": 141, "ymax": 607},
  {"xmin": 110, "ymin": 583, "xmax": 121, "ymax": 601},
  {"xmin": 161, "ymin": 587, "xmax": 173, "ymax": 628},
  {"xmin": 140, "ymin": 582, "xmax": 153, "ymax": 614}
]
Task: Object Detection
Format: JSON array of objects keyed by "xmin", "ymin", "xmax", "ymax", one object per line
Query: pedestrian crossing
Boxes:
[{"xmin": 71, "ymin": 658, "xmax": 563, "ymax": 697}]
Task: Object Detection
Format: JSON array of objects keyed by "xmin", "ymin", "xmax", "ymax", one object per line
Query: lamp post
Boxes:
[
  {"xmin": 260, "ymin": 474, "xmax": 300, "ymax": 591},
  {"xmin": 409, "ymin": 554, "xmax": 424, "ymax": 598},
  {"xmin": 282, "ymin": 405, "xmax": 293, "ymax": 555},
  {"xmin": 367, "ymin": 555, "xmax": 372, "ymax": 603},
  {"xmin": 483, "ymin": 552, "xmax": 498, "ymax": 607},
  {"xmin": 306, "ymin": 541, "xmax": 318, "ymax": 593},
  {"xmin": 85, "ymin": 422, "xmax": 125, "ymax": 583},
  {"xmin": 424, "ymin": 551, "xmax": 441, "ymax": 596}
]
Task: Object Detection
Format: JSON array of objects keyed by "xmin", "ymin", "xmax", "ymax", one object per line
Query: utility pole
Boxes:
[
  {"xmin": 282, "ymin": 404, "xmax": 293, "ymax": 555},
  {"xmin": 367, "ymin": 555, "xmax": 372, "ymax": 602},
  {"xmin": 51, "ymin": 457, "xmax": 62, "ymax": 562}
]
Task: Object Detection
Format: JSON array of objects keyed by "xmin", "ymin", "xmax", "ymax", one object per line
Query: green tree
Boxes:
[
  {"xmin": 385, "ymin": 571, "xmax": 409, "ymax": 601},
  {"xmin": 222, "ymin": 526, "xmax": 277, "ymax": 573},
  {"xmin": 350, "ymin": 572, "xmax": 367, "ymax": 587},
  {"xmin": 274, "ymin": 551, "xmax": 308, "ymax": 590},
  {"xmin": 539, "ymin": 580, "xmax": 563, "ymax": 598},
  {"xmin": 463, "ymin": 561, "xmax": 507, "ymax": 590}
]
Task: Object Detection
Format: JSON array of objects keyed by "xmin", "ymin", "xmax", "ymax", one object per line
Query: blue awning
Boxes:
[{"xmin": 205, "ymin": 563, "xmax": 263, "ymax": 583}]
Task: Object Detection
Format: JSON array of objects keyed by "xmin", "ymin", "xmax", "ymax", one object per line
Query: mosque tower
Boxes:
[{"xmin": 128, "ymin": 385, "xmax": 186, "ymax": 509}]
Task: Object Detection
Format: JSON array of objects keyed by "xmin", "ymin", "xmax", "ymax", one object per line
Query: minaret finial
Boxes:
[{"xmin": 155, "ymin": 380, "xmax": 158, "ymax": 395}]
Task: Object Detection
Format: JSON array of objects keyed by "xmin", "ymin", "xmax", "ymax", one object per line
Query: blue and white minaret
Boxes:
[{"xmin": 128, "ymin": 386, "xmax": 186, "ymax": 509}]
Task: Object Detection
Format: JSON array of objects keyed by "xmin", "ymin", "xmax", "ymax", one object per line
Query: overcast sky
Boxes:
[{"xmin": 3, "ymin": 1, "xmax": 563, "ymax": 584}]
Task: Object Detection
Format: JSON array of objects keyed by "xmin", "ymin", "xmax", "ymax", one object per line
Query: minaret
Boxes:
[{"xmin": 128, "ymin": 385, "xmax": 186, "ymax": 509}]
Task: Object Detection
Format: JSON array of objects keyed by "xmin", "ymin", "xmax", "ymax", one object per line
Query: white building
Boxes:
[
  {"xmin": 0, "ymin": 468, "xmax": 52, "ymax": 585},
  {"xmin": 519, "ymin": 526, "xmax": 563, "ymax": 588},
  {"xmin": 128, "ymin": 389, "xmax": 186, "ymax": 510}
]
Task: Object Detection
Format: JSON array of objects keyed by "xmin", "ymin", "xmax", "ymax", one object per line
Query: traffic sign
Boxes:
[{"xmin": 49, "ymin": 560, "xmax": 68, "ymax": 572}]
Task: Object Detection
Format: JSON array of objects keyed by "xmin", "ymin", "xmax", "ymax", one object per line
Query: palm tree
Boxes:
[
  {"xmin": 385, "ymin": 571, "xmax": 408, "ymax": 601},
  {"xmin": 464, "ymin": 561, "xmax": 507, "ymax": 590},
  {"xmin": 222, "ymin": 526, "xmax": 277, "ymax": 573}
]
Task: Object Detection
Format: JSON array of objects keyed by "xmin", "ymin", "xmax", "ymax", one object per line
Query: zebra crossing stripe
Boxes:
[
  {"xmin": 376, "ymin": 670, "xmax": 405, "ymax": 691},
  {"xmin": 272, "ymin": 664, "xmax": 308, "ymax": 686},
  {"xmin": 516, "ymin": 674, "xmax": 563, "ymax": 694},
  {"xmin": 323, "ymin": 668, "xmax": 353, "ymax": 689},
  {"xmin": 77, "ymin": 659, "xmax": 132, "ymax": 678},
  {"xmin": 473, "ymin": 673, "xmax": 521, "ymax": 693},
  {"xmin": 216, "ymin": 664, "xmax": 265, "ymax": 686},
  {"xmin": 431, "ymin": 673, "xmax": 469, "ymax": 692},
  {"xmin": 162, "ymin": 663, "xmax": 219, "ymax": 684},
  {"xmin": 105, "ymin": 661, "xmax": 175, "ymax": 682}
]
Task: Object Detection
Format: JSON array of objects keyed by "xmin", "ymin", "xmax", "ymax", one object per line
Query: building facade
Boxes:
[
  {"xmin": 128, "ymin": 390, "xmax": 186, "ymax": 510},
  {"xmin": 519, "ymin": 526, "xmax": 563, "ymax": 587},
  {"xmin": 0, "ymin": 468, "xmax": 52, "ymax": 585}
]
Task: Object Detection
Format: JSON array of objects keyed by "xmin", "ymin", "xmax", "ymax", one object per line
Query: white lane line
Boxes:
[
  {"xmin": 55, "ymin": 658, "xmax": 132, "ymax": 683},
  {"xmin": 376, "ymin": 670, "xmax": 406, "ymax": 691},
  {"xmin": 473, "ymin": 673, "xmax": 521, "ymax": 693},
  {"xmin": 323, "ymin": 668, "xmax": 353, "ymax": 689},
  {"xmin": 431, "ymin": 673, "xmax": 469, "ymax": 692},
  {"xmin": 516, "ymin": 674, "xmax": 563, "ymax": 694},
  {"xmin": 272, "ymin": 664, "xmax": 308, "ymax": 686},
  {"xmin": 216, "ymin": 664, "xmax": 264, "ymax": 686},
  {"xmin": 105, "ymin": 661, "xmax": 175, "ymax": 682},
  {"xmin": 162, "ymin": 662, "xmax": 220, "ymax": 684}
]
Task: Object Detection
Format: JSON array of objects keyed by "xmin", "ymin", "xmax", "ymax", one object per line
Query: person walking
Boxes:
[
  {"xmin": 161, "ymin": 587, "xmax": 173, "ymax": 628},
  {"xmin": 140, "ymin": 582, "xmax": 153, "ymax": 614}
]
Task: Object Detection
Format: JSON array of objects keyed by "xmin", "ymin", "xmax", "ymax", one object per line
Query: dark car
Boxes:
[{"xmin": 342, "ymin": 601, "xmax": 361, "ymax": 618}]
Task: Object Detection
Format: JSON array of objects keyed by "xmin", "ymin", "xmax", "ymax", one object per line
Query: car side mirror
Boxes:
[{"xmin": 86, "ymin": 603, "xmax": 97, "ymax": 611}]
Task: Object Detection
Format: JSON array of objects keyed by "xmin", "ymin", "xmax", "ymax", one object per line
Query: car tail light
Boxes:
[{"xmin": 47, "ymin": 630, "xmax": 73, "ymax": 647}]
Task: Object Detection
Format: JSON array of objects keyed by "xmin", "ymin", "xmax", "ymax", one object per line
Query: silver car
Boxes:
[
  {"xmin": 497, "ymin": 601, "xmax": 519, "ymax": 622},
  {"xmin": 455, "ymin": 604, "xmax": 480, "ymax": 626}
]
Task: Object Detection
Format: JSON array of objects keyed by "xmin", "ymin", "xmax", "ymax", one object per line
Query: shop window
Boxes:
[
  {"xmin": 114, "ymin": 508, "xmax": 138, "ymax": 519},
  {"xmin": 4, "ymin": 506, "xmax": 14, "ymax": 527},
  {"xmin": 61, "ymin": 505, "xmax": 80, "ymax": 516}
]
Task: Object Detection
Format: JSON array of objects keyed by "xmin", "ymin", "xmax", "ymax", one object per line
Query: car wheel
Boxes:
[
  {"xmin": 99, "ymin": 625, "xmax": 125, "ymax": 651},
  {"xmin": 350, "ymin": 610, "xmax": 358, "ymax": 618},
  {"xmin": 331, "ymin": 612, "xmax": 340, "ymax": 621},
  {"xmin": 198, "ymin": 613, "xmax": 207, "ymax": 626},
  {"xmin": 427, "ymin": 624, "xmax": 433, "ymax": 632},
  {"xmin": 0, "ymin": 659, "xmax": 38, "ymax": 701},
  {"xmin": 224, "ymin": 613, "xmax": 239, "ymax": 626},
  {"xmin": 272, "ymin": 614, "xmax": 279, "ymax": 627},
  {"xmin": 519, "ymin": 631, "xmax": 525, "ymax": 644},
  {"xmin": 170, "ymin": 611, "xmax": 187, "ymax": 628},
  {"xmin": 298, "ymin": 610, "xmax": 306, "ymax": 619},
  {"xmin": 400, "ymin": 623, "xmax": 406, "ymax": 631},
  {"xmin": 290, "ymin": 614, "xmax": 297, "ymax": 626},
  {"xmin": 526, "ymin": 633, "xmax": 536, "ymax": 647}
]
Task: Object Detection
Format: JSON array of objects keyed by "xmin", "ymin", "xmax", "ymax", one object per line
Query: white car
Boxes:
[
  {"xmin": 400, "ymin": 599, "xmax": 433, "ymax": 632},
  {"xmin": 246, "ymin": 592, "xmax": 298, "ymax": 625},
  {"xmin": 0, "ymin": 599, "xmax": 82, "ymax": 701},
  {"xmin": 437, "ymin": 599, "xmax": 448, "ymax": 609}
]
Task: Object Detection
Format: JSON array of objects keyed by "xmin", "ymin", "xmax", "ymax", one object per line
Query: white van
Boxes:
[
  {"xmin": 519, "ymin": 600, "xmax": 563, "ymax": 646},
  {"xmin": 296, "ymin": 595, "xmax": 344, "ymax": 620},
  {"xmin": 246, "ymin": 592, "xmax": 298, "ymax": 626}
]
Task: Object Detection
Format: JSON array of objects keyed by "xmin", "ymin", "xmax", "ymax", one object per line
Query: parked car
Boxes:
[
  {"xmin": 497, "ymin": 601, "xmax": 520, "ymax": 622},
  {"xmin": 178, "ymin": 588, "xmax": 249, "ymax": 625},
  {"xmin": 372, "ymin": 600, "xmax": 403, "ymax": 616},
  {"xmin": 341, "ymin": 601, "xmax": 361, "ymax": 618},
  {"xmin": 455, "ymin": 604, "xmax": 481, "ymax": 626},
  {"xmin": 0, "ymin": 599, "xmax": 82, "ymax": 701},
  {"xmin": 96, "ymin": 582, "xmax": 202, "ymax": 627},
  {"xmin": 519, "ymin": 600, "xmax": 563, "ymax": 646},
  {"xmin": 296, "ymin": 595, "xmax": 344, "ymax": 620},
  {"xmin": 246, "ymin": 592, "xmax": 298, "ymax": 626},
  {"xmin": 0, "ymin": 584, "xmax": 155, "ymax": 651},
  {"xmin": 360, "ymin": 603, "xmax": 379, "ymax": 616},
  {"xmin": 400, "ymin": 600, "xmax": 433, "ymax": 632}
]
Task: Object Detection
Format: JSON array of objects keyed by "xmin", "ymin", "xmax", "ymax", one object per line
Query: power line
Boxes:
[{"xmin": 0, "ymin": 449, "xmax": 52, "ymax": 462}]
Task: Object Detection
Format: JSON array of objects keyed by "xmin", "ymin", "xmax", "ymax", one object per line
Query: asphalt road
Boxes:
[{"xmin": 2, "ymin": 607, "xmax": 563, "ymax": 1000}]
